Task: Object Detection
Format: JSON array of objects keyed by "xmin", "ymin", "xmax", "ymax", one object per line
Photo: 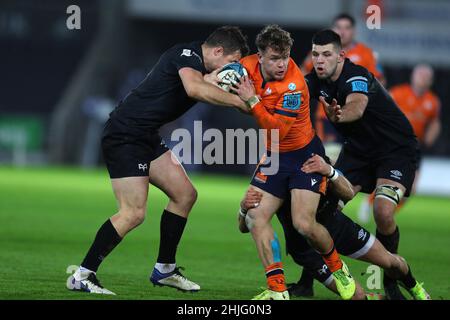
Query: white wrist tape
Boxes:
[{"xmin": 328, "ymin": 167, "xmax": 339, "ymax": 181}]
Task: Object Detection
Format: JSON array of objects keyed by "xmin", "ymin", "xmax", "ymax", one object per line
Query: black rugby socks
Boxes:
[
  {"xmin": 156, "ymin": 210, "xmax": 187, "ymax": 264},
  {"xmin": 81, "ymin": 219, "xmax": 122, "ymax": 272},
  {"xmin": 376, "ymin": 226, "xmax": 400, "ymax": 254}
]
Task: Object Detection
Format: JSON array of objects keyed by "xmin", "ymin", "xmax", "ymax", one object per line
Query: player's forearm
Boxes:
[
  {"xmin": 424, "ymin": 120, "xmax": 441, "ymax": 147},
  {"xmin": 191, "ymin": 81, "xmax": 247, "ymax": 109},
  {"xmin": 252, "ymin": 103, "xmax": 292, "ymax": 139},
  {"xmin": 328, "ymin": 167, "xmax": 355, "ymax": 202},
  {"xmin": 339, "ymin": 101, "xmax": 366, "ymax": 123}
]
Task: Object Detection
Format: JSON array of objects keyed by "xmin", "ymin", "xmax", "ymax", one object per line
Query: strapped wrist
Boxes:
[
  {"xmin": 246, "ymin": 95, "xmax": 260, "ymax": 109},
  {"xmin": 327, "ymin": 166, "xmax": 339, "ymax": 181},
  {"xmin": 239, "ymin": 208, "xmax": 247, "ymax": 217}
]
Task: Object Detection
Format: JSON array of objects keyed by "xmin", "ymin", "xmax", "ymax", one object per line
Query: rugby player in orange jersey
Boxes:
[
  {"xmin": 230, "ymin": 25, "xmax": 355, "ymax": 300},
  {"xmin": 391, "ymin": 65, "xmax": 441, "ymax": 149},
  {"xmin": 302, "ymin": 13, "xmax": 385, "ymax": 165},
  {"xmin": 358, "ymin": 64, "xmax": 441, "ymax": 222}
]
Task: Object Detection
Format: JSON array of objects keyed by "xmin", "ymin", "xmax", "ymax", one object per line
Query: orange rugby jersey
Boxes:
[
  {"xmin": 240, "ymin": 54, "xmax": 315, "ymax": 153},
  {"xmin": 390, "ymin": 84, "xmax": 441, "ymax": 142},
  {"xmin": 302, "ymin": 42, "xmax": 383, "ymax": 141}
]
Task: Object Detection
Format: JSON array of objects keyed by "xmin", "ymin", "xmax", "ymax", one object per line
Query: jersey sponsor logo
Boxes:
[
  {"xmin": 138, "ymin": 163, "xmax": 148, "ymax": 172},
  {"xmin": 318, "ymin": 264, "xmax": 328, "ymax": 275},
  {"xmin": 181, "ymin": 49, "xmax": 203, "ymax": 63},
  {"xmin": 390, "ymin": 170, "xmax": 402, "ymax": 180},
  {"xmin": 358, "ymin": 228, "xmax": 367, "ymax": 241},
  {"xmin": 319, "ymin": 90, "xmax": 329, "ymax": 98},
  {"xmin": 181, "ymin": 49, "xmax": 192, "ymax": 57},
  {"xmin": 288, "ymin": 82, "xmax": 296, "ymax": 91},
  {"xmin": 351, "ymin": 80, "xmax": 368, "ymax": 93},
  {"xmin": 311, "ymin": 178, "xmax": 317, "ymax": 186},
  {"xmin": 264, "ymin": 87, "xmax": 272, "ymax": 96},
  {"xmin": 282, "ymin": 91, "xmax": 301, "ymax": 110}
]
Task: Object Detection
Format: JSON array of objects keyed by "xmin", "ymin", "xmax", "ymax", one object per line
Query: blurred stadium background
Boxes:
[{"xmin": 0, "ymin": 0, "xmax": 449, "ymax": 299}]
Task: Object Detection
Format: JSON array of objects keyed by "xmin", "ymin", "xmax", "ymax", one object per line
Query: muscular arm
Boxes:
[
  {"xmin": 328, "ymin": 171, "xmax": 355, "ymax": 203},
  {"xmin": 339, "ymin": 93, "xmax": 368, "ymax": 123},
  {"xmin": 179, "ymin": 67, "xmax": 248, "ymax": 111}
]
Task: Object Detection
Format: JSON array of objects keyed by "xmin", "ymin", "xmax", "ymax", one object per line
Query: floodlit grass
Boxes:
[{"xmin": 0, "ymin": 166, "xmax": 449, "ymax": 300}]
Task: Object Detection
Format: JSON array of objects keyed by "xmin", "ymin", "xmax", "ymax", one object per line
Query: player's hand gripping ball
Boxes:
[{"xmin": 217, "ymin": 62, "xmax": 248, "ymax": 92}]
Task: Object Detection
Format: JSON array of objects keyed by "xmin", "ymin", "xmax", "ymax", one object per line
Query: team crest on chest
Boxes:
[{"xmin": 282, "ymin": 91, "xmax": 302, "ymax": 110}]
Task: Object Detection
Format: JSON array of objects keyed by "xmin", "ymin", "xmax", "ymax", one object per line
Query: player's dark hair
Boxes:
[
  {"xmin": 333, "ymin": 13, "xmax": 356, "ymax": 27},
  {"xmin": 312, "ymin": 29, "xmax": 342, "ymax": 51},
  {"xmin": 205, "ymin": 26, "xmax": 249, "ymax": 57},
  {"xmin": 255, "ymin": 24, "xmax": 293, "ymax": 55}
]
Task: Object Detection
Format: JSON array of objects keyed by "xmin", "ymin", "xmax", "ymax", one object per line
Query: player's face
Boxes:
[
  {"xmin": 258, "ymin": 47, "xmax": 290, "ymax": 81},
  {"xmin": 311, "ymin": 44, "xmax": 344, "ymax": 80},
  {"xmin": 333, "ymin": 19, "xmax": 354, "ymax": 47},
  {"xmin": 411, "ymin": 65, "xmax": 433, "ymax": 93},
  {"xmin": 207, "ymin": 47, "xmax": 242, "ymax": 72}
]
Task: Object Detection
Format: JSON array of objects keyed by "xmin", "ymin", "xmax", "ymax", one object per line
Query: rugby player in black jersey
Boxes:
[
  {"xmin": 67, "ymin": 26, "xmax": 249, "ymax": 295},
  {"xmin": 238, "ymin": 154, "xmax": 430, "ymax": 300},
  {"xmin": 296, "ymin": 29, "xmax": 421, "ymax": 300}
]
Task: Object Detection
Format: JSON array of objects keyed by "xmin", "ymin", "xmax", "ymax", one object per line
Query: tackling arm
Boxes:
[
  {"xmin": 179, "ymin": 67, "xmax": 248, "ymax": 112},
  {"xmin": 339, "ymin": 93, "xmax": 368, "ymax": 123},
  {"xmin": 301, "ymin": 154, "xmax": 355, "ymax": 202},
  {"xmin": 327, "ymin": 168, "xmax": 355, "ymax": 203}
]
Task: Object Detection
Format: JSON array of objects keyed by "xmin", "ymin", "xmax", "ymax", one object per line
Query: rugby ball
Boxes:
[{"xmin": 217, "ymin": 62, "xmax": 248, "ymax": 92}]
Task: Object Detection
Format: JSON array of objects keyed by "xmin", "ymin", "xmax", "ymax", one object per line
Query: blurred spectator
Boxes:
[{"xmin": 390, "ymin": 64, "xmax": 441, "ymax": 150}]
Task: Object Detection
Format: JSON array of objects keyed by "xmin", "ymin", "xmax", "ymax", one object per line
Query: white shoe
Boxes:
[
  {"xmin": 67, "ymin": 268, "xmax": 116, "ymax": 295},
  {"xmin": 150, "ymin": 267, "xmax": 200, "ymax": 292}
]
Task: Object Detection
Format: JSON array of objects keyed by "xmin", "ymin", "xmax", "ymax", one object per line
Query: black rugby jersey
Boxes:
[
  {"xmin": 110, "ymin": 41, "xmax": 207, "ymax": 132},
  {"xmin": 305, "ymin": 59, "xmax": 417, "ymax": 157}
]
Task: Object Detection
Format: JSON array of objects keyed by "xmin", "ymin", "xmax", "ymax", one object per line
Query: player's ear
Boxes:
[
  {"xmin": 257, "ymin": 51, "xmax": 263, "ymax": 64},
  {"xmin": 213, "ymin": 46, "xmax": 224, "ymax": 57},
  {"xmin": 338, "ymin": 50, "xmax": 345, "ymax": 63}
]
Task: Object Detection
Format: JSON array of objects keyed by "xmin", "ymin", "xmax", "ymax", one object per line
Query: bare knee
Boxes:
[
  {"xmin": 169, "ymin": 184, "xmax": 198, "ymax": 214},
  {"xmin": 119, "ymin": 206, "xmax": 146, "ymax": 229},
  {"xmin": 178, "ymin": 185, "xmax": 198, "ymax": 208},
  {"xmin": 292, "ymin": 216, "xmax": 315, "ymax": 239}
]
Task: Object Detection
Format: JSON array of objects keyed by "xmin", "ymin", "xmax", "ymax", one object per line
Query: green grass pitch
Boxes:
[{"xmin": 0, "ymin": 166, "xmax": 449, "ymax": 300}]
